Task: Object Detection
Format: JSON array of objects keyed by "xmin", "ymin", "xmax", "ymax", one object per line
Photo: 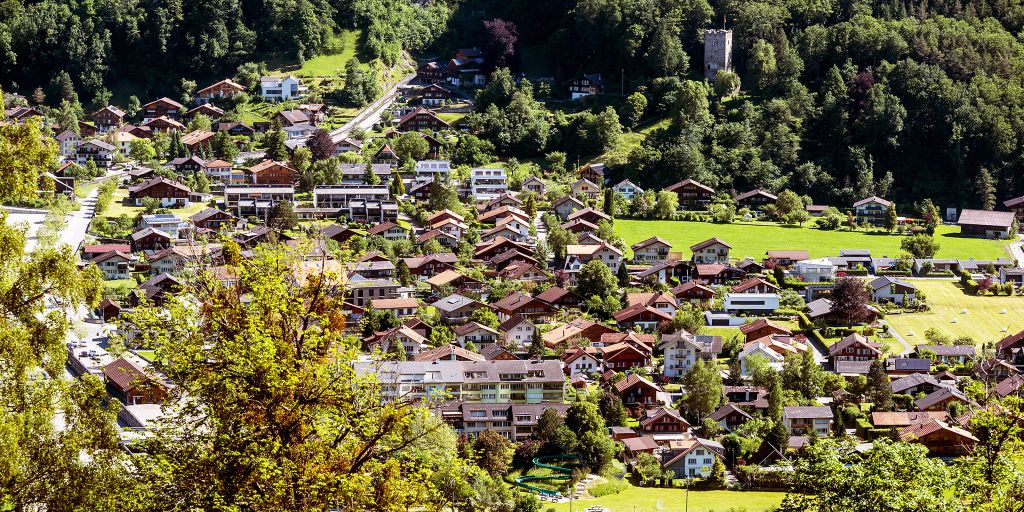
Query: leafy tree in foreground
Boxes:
[
  {"xmin": 121, "ymin": 243, "xmax": 447, "ymax": 510},
  {"xmin": 0, "ymin": 211, "xmax": 134, "ymax": 511}
]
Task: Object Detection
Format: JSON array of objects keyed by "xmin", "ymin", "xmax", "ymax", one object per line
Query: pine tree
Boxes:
[
  {"xmin": 264, "ymin": 119, "xmax": 288, "ymax": 161},
  {"xmin": 390, "ymin": 172, "xmax": 405, "ymax": 196},
  {"xmin": 364, "ymin": 162, "xmax": 381, "ymax": 185},
  {"xmin": 602, "ymin": 188, "xmax": 615, "ymax": 218},
  {"xmin": 616, "ymin": 259, "xmax": 630, "ymax": 287},
  {"xmin": 884, "ymin": 202, "xmax": 898, "ymax": 233},
  {"xmin": 867, "ymin": 359, "xmax": 894, "ymax": 411},
  {"xmin": 976, "ymin": 168, "xmax": 996, "ymax": 210},
  {"xmin": 396, "ymin": 259, "xmax": 411, "ymax": 286}
]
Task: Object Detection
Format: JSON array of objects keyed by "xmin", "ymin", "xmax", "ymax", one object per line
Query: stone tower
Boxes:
[{"xmin": 704, "ymin": 29, "xmax": 733, "ymax": 79}]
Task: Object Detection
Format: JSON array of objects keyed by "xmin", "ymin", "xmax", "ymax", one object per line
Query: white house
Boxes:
[
  {"xmin": 659, "ymin": 331, "xmax": 723, "ymax": 378},
  {"xmin": 470, "ymin": 167, "xmax": 508, "ymax": 200},
  {"xmin": 724, "ymin": 293, "xmax": 779, "ymax": 314},
  {"xmin": 140, "ymin": 214, "xmax": 187, "ymax": 239},
  {"xmin": 415, "ymin": 160, "xmax": 451, "ymax": 179},
  {"xmin": 662, "ymin": 438, "xmax": 724, "ymax": 478},
  {"xmin": 563, "ymin": 348, "xmax": 603, "ymax": 377},
  {"xmin": 499, "ymin": 315, "xmax": 536, "ymax": 347},
  {"xmin": 612, "ymin": 179, "xmax": 644, "ymax": 200},
  {"xmin": 55, "ymin": 130, "xmax": 83, "ymax": 159},
  {"xmin": 738, "ymin": 342, "xmax": 785, "ymax": 375},
  {"xmin": 631, "ymin": 237, "xmax": 673, "ymax": 264},
  {"xmin": 793, "ymin": 258, "xmax": 836, "ymax": 282},
  {"xmin": 690, "ymin": 238, "xmax": 731, "ymax": 264},
  {"xmin": 260, "ymin": 75, "xmax": 307, "ymax": 102},
  {"xmin": 869, "ymin": 276, "xmax": 917, "ymax": 304},
  {"xmin": 783, "ymin": 406, "xmax": 834, "ymax": 436}
]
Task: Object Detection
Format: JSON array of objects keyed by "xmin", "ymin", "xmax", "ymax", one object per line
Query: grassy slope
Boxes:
[
  {"xmin": 269, "ymin": 30, "xmax": 361, "ymax": 78},
  {"xmin": 886, "ymin": 280, "xmax": 1024, "ymax": 347},
  {"xmin": 104, "ymin": 189, "xmax": 211, "ymax": 221},
  {"xmin": 591, "ymin": 116, "xmax": 672, "ymax": 167},
  {"xmin": 546, "ymin": 487, "xmax": 785, "ymax": 512},
  {"xmin": 614, "ymin": 220, "xmax": 1008, "ymax": 260}
]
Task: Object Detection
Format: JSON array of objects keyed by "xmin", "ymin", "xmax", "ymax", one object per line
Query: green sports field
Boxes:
[
  {"xmin": 885, "ymin": 280, "xmax": 1024, "ymax": 347},
  {"xmin": 615, "ymin": 220, "xmax": 1009, "ymax": 260},
  {"xmin": 546, "ymin": 487, "xmax": 786, "ymax": 512}
]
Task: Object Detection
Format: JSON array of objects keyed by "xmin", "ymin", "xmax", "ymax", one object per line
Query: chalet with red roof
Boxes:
[{"xmin": 141, "ymin": 97, "xmax": 184, "ymax": 122}]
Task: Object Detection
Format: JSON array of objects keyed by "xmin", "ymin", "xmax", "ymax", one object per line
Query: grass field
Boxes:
[
  {"xmin": 269, "ymin": 30, "xmax": 362, "ymax": 78},
  {"xmin": 104, "ymin": 189, "xmax": 212, "ymax": 221},
  {"xmin": 546, "ymin": 487, "xmax": 786, "ymax": 512},
  {"xmin": 885, "ymin": 280, "xmax": 1023, "ymax": 347},
  {"xmin": 615, "ymin": 220, "xmax": 1009, "ymax": 260}
]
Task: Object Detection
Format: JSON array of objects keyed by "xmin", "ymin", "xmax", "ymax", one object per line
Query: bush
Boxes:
[{"xmin": 590, "ymin": 479, "xmax": 629, "ymax": 497}]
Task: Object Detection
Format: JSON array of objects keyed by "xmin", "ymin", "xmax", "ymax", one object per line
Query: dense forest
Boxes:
[
  {"xmin": 4, "ymin": 0, "xmax": 1024, "ymax": 206},
  {"xmin": 446, "ymin": 0, "xmax": 1024, "ymax": 208}
]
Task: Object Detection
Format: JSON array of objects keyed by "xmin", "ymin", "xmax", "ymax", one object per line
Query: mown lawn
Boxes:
[
  {"xmin": 104, "ymin": 189, "xmax": 213, "ymax": 222},
  {"xmin": 615, "ymin": 220, "xmax": 1009, "ymax": 260},
  {"xmin": 885, "ymin": 280, "xmax": 1023, "ymax": 347},
  {"xmin": 545, "ymin": 487, "xmax": 786, "ymax": 512}
]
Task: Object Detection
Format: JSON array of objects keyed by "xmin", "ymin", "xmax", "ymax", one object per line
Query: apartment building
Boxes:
[
  {"xmin": 359, "ymin": 360, "xmax": 565, "ymax": 404},
  {"xmin": 434, "ymin": 402, "xmax": 571, "ymax": 441}
]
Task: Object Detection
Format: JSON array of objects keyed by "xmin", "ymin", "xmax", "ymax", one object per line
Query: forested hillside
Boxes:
[
  {"xmin": 4, "ymin": 0, "xmax": 1024, "ymax": 206},
  {"xmin": 0, "ymin": 0, "xmax": 449, "ymax": 97}
]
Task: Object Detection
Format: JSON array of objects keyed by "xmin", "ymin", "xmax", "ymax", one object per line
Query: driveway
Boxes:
[{"xmin": 879, "ymin": 319, "xmax": 912, "ymax": 355}]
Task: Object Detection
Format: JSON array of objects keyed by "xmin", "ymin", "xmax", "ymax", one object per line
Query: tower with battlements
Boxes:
[{"xmin": 704, "ymin": 29, "xmax": 733, "ymax": 79}]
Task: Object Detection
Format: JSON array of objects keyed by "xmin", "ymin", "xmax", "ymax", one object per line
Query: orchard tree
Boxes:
[{"xmin": 393, "ymin": 132, "xmax": 429, "ymax": 163}]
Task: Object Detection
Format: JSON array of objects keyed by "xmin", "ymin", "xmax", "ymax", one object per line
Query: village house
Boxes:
[
  {"xmin": 898, "ymin": 419, "xmax": 977, "ymax": 457},
  {"xmin": 869, "ymin": 276, "xmax": 917, "ymax": 304},
  {"xmin": 431, "ymin": 294, "xmax": 485, "ymax": 324},
  {"xmin": 957, "ymin": 209, "xmax": 1016, "ymax": 238},
  {"xmin": 690, "ymin": 237, "xmax": 731, "ymax": 264},
  {"xmin": 142, "ymin": 116, "xmax": 186, "ymax": 132},
  {"xmin": 670, "ymin": 281, "xmax": 714, "ymax": 305},
  {"xmin": 853, "ymin": 196, "xmax": 892, "ymax": 225},
  {"xmin": 601, "ymin": 341, "xmax": 651, "ymax": 370},
  {"xmin": 613, "ymin": 373, "xmax": 662, "ymax": 413},
  {"xmin": 793, "ymin": 258, "xmax": 836, "ymax": 282},
  {"xmin": 415, "ymin": 344, "xmax": 485, "ymax": 363},
  {"xmin": 611, "ymin": 179, "xmax": 644, "ymax": 200},
  {"xmin": 195, "ymin": 78, "xmax": 246, "ymax": 104},
  {"xmin": 248, "ymin": 160, "xmax": 298, "ymax": 185},
  {"xmin": 453, "ymin": 323, "xmax": 500, "ymax": 347},
  {"xmin": 915, "ymin": 345, "xmax": 975, "ymax": 365},
  {"xmin": 631, "ymin": 237, "xmax": 673, "ymax": 264},
  {"xmin": 659, "ymin": 330, "xmax": 723, "ymax": 378},
  {"xmin": 735, "ymin": 189, "xmax": 778, "ymax": 213},
  {"xmin": 141, "ymin": 97, "xmax": 184, "ymax": 122},
  {"xmin": 416, "ymin": 61, "xmax": 446, "ymax": 84},
  {"xmin": 75, "ymin": 139, "xmax": 115, "ymax": 168},
  {"xmin": 102, "ymin": 357, "xmax": 169, "ymax": 405},
  {"xmin": 828, "ymin": 333, "xmax": 882, "ymax": 364},
  {"xmin": 765, "ymin": 250, "xmax": 810, "ymax": 267},
  {"xmin": 92, "ymin": 105, "xmax": 125, "ymax": 131},
  {"xmin": 710, "ymin": 403, "xmax": 753, "ymax": 431},
  {"xmin": 345, "ymin": 276, "xmax": 400, "ymax": 308},
  {"xmin": 665, "ymin": 179, "xmax": 715, "ymax": 209},
  {"xmin": 92, "ymin": 250, "xmax": 137, "ymax": 280},
  {"xmin": 189, "ymin": 208, "xmax": 236, "ymax": 231},
  {"xmin": 571, "ymin": 178, "xmax": 601, "ymax": 200},
  {"xmin": 578, "ymin": 162, "xmax": 606, "ymax": 184},
  {"xmin": 470, "ymin": 167, "xmax": 508, "ymax": 200},
  {"xmin": 569, "ymin": 74, "xmax": 604, "ymax": 100},
  {"xmin": 661, "ymin": 438, "xmax": 725, "ymax": 478},
  {"xmin": 552, "ymin": 195, "xmax": 585, "ymax": 220},
  {"xmin": 260, "ymin": 75, "xmax": 306, "ymax": 101},
  {"xmin": 127, "ymin": 177, "xmax": 191, "ymax": 207},
  {"xmin": 499, "ymin": 315, "xmax": 536, "ymax": 347},
  {"xmin": 55, "ymin": 130, "xmax": 83, "ymax": 158},
  {"xmin": 563, "ymin": 348, "xmax": 603, "ymax": 377},
  {"xmin": 783, "ymin": 406, "xmax": 833, "ymax": 436},
  {"xmin": 732, "ymin": 277, "xmax": 780, "ymax": 294},
  {"xmin": 396, "ymin": 107, "xmax": 450, "ymax": 132}
]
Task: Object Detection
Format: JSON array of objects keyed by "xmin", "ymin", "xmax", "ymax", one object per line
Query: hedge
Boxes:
[
  {"xmin": 842, "ymin": 268, "xmax": 869, "ymax": 276},
  {"xmin": 734, "ymin": 465, "xmax": 793, "ymax": 488},
  {"xmin": 921, "ymin": 270, "xmax": 955, "ymax": 277},
  {"xmin": 876, "ymin": 270, "xmax": 912, "ymax": 276},
  {"xmin": 795, "ymin": 311, "xmax": 812, "ymax": 329}
]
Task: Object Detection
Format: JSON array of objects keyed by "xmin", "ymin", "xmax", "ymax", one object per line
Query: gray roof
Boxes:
[
  {"xmin": 890, "ymin": 373, "xmax": 940, "ymax": 394},
  {"xmin": 784, "ymin": 406, "xmax": 833, "ymax": 419},
  {"xmin": 431, "ymin": 294, "xmax": 477, "ymax": 313},
  {"xmin": 886, "ymin": 358, "xmax": 931, "ymax": 372},
  {"xmin": 914, "ymin": 387, "xmax": 969, "ymax": 410},
  {"xmin": 834, "ymin": 360, "xmax": 873, "ymax": 375},
  {"xmin": 870, "ymin": 276, "xmax": 915, "ymax": 290},
  {"xmin": 358, "ymin": 359, "xmax": 564, "ymax": 385},
  {"xmin": 915, "ymin": 345, "xmax": 976, "ymax": 357}
]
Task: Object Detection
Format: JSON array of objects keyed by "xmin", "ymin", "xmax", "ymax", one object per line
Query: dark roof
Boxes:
[
  {"xmin": 735, "ymin": 189, "xmax": 777, "ymax": 202},
  {"xmin": 915, "ymin": 345, "xmax": 976, "ymax": 357},
  {"xmin": 853, "ymin": 196, "xmax": 892, "ymax": 207},
  {"xmin": 957, "ymin": 209, "xmax": 1016, "ymax": 229},
  {"xmin": 891, "ymin": 373, "xmax": 941, "ymax": 394},
  {"xmin": 690, "ymin": 237, "xmax": 732, "ymax": 251}
]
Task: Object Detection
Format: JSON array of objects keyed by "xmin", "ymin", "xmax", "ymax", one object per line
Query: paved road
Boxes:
[
  {"xmin": 1009, "ymin": 234, "xmax": 1024, "ymax": 266},
  {"xmin": 328, "ymin": 71, "xmax": 416, "ymax": 143},
  {"xmin": 879, "ymin": 319, "xmax": 912, "ymax": 355}
]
